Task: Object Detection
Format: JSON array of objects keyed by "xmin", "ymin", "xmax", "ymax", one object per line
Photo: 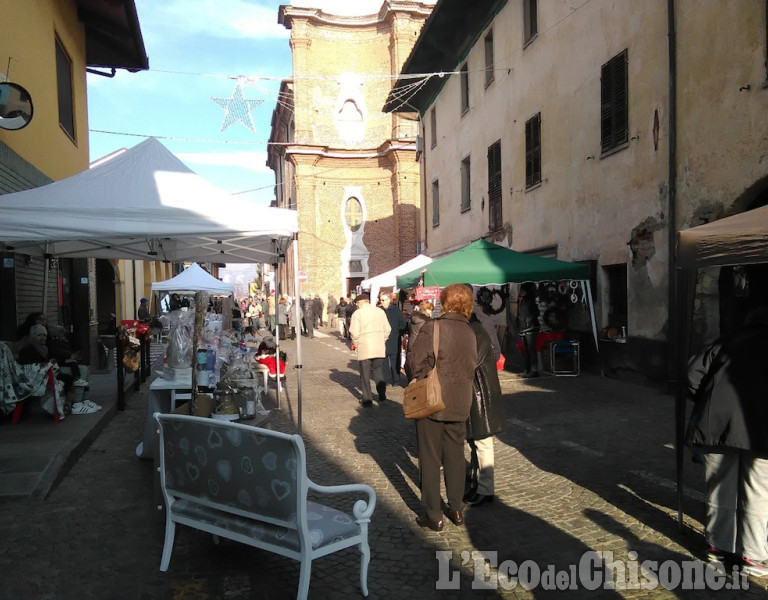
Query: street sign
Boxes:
[{"xmin": 298, "ymin": 271, "xmax": 308, "ymax": 283}]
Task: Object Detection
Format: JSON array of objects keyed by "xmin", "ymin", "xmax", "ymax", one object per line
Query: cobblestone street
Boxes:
[{"xmin": 2, "ymin": 330, "xmax": 767, "ymax": 599}]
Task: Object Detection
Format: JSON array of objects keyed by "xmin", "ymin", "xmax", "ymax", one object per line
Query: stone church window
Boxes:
[{"xmin": 345, "ymin": 197, "xmax": 363, "ymax": 232}]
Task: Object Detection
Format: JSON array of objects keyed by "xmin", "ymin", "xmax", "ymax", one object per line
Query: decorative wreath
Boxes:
[{"xmin": 476, "ymin": 286, "xmax": 507, "ymax": 315}]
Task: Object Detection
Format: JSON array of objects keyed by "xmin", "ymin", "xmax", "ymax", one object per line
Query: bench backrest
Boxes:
[{"xmin": 155, "ymin": 413, "xmax": 306, "ymax": 528}]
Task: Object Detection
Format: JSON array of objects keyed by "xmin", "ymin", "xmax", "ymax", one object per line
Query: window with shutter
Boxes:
[
  {"xmin": 55, "ymin": 37, "xmax": 75, "ymax": 141},
  {"xmin": 430, "ymin": 107, "xmax": 437, "ymax": 148},
  {"xmin": 600, "ymin": 50, "xmax": 628, "ymax": 153},
  {"xmin": 460, "ymin": 63, "xmax": 469, "ymax": 115},
  {"xmin": 461, "ymin": 156, "xmax": 471, "ymax": 212},
  {"xmin": 484, "ymin": 30, "xmax": 495, "ymax": 87},
  {"xmin": 487, "ymin": 141, "xmax": 502, "ymax": 231},
  {"xmin": 525, "ymin": 113, "xmax": 542, "ymax": 189},
  {"xmin": 524, "ymin": 0, "xmax": 538, "ymax": 46},
  {"xmin": 432, "ymin": 179, "xmax": 440, "ymax": 227}
]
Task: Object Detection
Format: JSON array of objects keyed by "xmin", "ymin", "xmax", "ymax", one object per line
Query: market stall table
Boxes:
[{"xmin": 136, "ymin": 376, "xmax": 271, "ymax": 460}]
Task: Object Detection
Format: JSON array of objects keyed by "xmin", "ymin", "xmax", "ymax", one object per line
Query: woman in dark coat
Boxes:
[
  {"xmin": 465, "ymin": 314, "xmax": 505, "ymax": 505},
  {"xmin": 404, "ymin": 300, "xmax": 434, "ymax": 381},
  {"xmin": 410, "ymin": 284, "xmax": 478, "ymax": 531}
]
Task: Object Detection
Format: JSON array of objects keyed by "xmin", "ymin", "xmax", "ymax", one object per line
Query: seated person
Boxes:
[
  {"xmin": 47, "ymin": 324, "xmax": 89, "ymax": 389},
  {"xmin": 17, "ymin": 324, "xmax": 102, "ymax": 415},
  {"xmin": 254, "ymin": 340, "xmax": 286, "ymax": 379},
  {"xmin": 17, "ymin": 324, "xmax": 51, "ymax": 365},
  {"xmin": 12, "ymin": 311, "xmax": 46, "ymax": 358}
]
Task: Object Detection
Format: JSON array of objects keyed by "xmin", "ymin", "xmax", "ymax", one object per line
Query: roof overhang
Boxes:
[
  {"xmin": 384, "ymin": 0, "xmax": 506, "ymax": 114},
  {"xmin": 76, "ymin": 0, "xmax": 149, "ymax": 72}
]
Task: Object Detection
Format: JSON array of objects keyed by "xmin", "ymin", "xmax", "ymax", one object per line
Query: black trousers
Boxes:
[
  {"xmin": 358, "ymin": 357, "xmax": 385, "ymax": 402},
  {"xmin": 416, "ymin": 418, "xmax": 466, "ymax": 521}
]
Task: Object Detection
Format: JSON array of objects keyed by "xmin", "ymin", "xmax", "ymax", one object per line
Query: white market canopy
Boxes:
[
  {"xmin": 151, "ymin": 262, "xmax": 234, "ymax": 295},
  {"xmin": 360, "ymin": 253, "xmax": 433, "ymax": 299},
  {"xmin": 0, "ymin": 137, "xmax": 298, "ymax": 264}
]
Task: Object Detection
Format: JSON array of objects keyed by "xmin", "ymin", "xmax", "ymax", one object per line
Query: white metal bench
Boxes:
[{"xmin": 154, "ymin": 413, "xmax": 376, "ymax": 599}]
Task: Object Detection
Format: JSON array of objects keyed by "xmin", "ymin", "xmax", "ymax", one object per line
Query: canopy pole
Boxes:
[
  {"xmin": 292, "ymin": 234, "xmax": 303, "ymax": 435},
  {"xmin": 274, "ymin": 256, "xmax": 282, "ymax": 413},
  {"xmin": 42, "ymin": 244, "xmax": 50, "ymax": 315},
  {"xmin": 582, "ymin": 280, "xmax": 599, "ymax": 353}
]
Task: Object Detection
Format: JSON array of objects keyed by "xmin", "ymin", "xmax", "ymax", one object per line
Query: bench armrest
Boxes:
[{"xmin": 307, "ymin": 481, "xmax": 376, "ymax": 521}]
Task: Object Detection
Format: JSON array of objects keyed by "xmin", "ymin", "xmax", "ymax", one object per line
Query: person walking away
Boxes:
[
  {"xmin": 267, "ymin": 294, "xmax": 276, "ymax": 333},
  {"xmin": 289, "ymin": 297, "xmax": 303, "ymax": 340},
  {"xmin": 277, "ymin": 296, "xmax": 289, "ymax": 340},
  {"xmin": 465, "ymin": 313, "xmax": 505, "ymax": 506},
  {"xmin": 687, "ymin": 306, "xmax": 768, "ymax": 575},
  {"xmin": 409, "ymin": 284, "xmax": 478, "ymax": 531},
  {"xmin": 314, "ymin": 294, "xmax": 324, "ymax": 328},
  {"xmin": 345, "ymin": 296, "xmax": 358, "ymax": 341},
  {"xmin": 336, "ymin": 297, "xmax": 349, "ymax": 337},
  {"xmin": 349, "ymin": 293, "xmax": 390, "ymax": 406},
  {"xmin": 137, "ymin": 297, "xmax": 150, "ymax": 323},
  {"xmin": 248, "ymin": 300, "xmax": 259, "ymax": 328},
  {"xmin": 261, "ymin": 296, "xmax": 270, "ymax": 331},
  {"xmin": 516, "ymin": 282, "xmax": 540, "ymax": 378},
  {"xmin": 379, "ymin": 292, "xmax": 406, "ymax": 385},
  {"xmin": 302, "ymin": 295, "xmax": 315, "ymax": 338},
  {"xmin": 327, "ymin": 293, "xmax": 338, "ymax": 329}
]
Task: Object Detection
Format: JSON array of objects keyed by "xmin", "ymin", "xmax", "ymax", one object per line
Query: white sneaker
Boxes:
[
  {"xmin": 73, "ymin": 379, "xmax": 89, "ymax": 387},
  {"xmin": 82, "ymin": 399, "xmax": 102, "ymax": 411},
  {"xmin": 71, "ymin": 402, "xmax": 99, "ymax": 415}
]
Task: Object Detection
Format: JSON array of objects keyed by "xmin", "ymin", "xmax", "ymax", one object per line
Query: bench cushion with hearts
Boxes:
[{"xmin": 154, "ymin": 413, "xmax": 376, "ymax": 600}]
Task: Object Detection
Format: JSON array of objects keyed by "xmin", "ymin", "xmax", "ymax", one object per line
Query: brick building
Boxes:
[{"xmin": 268, "ymin": 0, "xmax": 435, "ymax": 298}]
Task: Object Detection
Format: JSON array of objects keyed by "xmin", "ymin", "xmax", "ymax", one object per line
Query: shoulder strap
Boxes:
[{"xmin": 433, "ymin": 320, "xmax": 440, "ymax": 362}]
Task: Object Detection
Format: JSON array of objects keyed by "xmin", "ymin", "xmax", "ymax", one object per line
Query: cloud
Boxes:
[
  {"xmin": 147, "ymin": 0, "xmax": 289, "ymax": 41},
  {"xmin": 177, "ymin": 150, "xmax": 272, "ymax": 173}
]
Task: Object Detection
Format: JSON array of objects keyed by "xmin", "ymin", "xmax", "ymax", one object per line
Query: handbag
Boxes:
[
  {"xmin": 402, "ymin": 321, "xmax": 445, "ymax": 419},
  {"xmin": 122, "ymin": 349, "xmax": 140, "ymax": 372}
]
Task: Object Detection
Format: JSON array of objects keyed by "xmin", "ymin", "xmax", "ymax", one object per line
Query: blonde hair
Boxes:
[
  {"xmin": 418, "ymin": 300, "xmax": 434, "ymax": 313},
  {"xmin": 440, "ymin": 283, "xmax": 474, "ymax": 319}
]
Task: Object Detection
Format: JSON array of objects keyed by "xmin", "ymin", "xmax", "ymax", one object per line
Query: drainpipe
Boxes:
[
  {"xmin": 132, "ymin": 260, "xmax": 137, "ymax": 320},
  {"xmin": 667, "ymin": 0, "xmax": 684, "ymax": 530},
  {"xmin": 667, "ymin": 0, "xmax": 678, "ymax": 386}
]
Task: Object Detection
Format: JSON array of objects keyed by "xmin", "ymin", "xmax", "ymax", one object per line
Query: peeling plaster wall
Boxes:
[{"xmin": 415, "ymin": 0, "xmax": 768, "ymax": 382}]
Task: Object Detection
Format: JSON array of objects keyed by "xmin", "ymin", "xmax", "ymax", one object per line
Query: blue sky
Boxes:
[{"xmin": 86, "ymin": 0, "xmax": 292, "ymax": 206}]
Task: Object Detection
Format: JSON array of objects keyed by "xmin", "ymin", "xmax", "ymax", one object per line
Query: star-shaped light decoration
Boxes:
[{"xmin": 211, "ymin": 78, "xmax": 264, "ymax": 133}]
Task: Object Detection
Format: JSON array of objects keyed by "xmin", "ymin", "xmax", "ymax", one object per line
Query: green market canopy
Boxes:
[
  {"xmin": 396, "ymin": 239, "xmax": 596, "ymax": 347},
  {"xmin": 396, "ymin": 239, "xmax": 589, "ymax": 287}
]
